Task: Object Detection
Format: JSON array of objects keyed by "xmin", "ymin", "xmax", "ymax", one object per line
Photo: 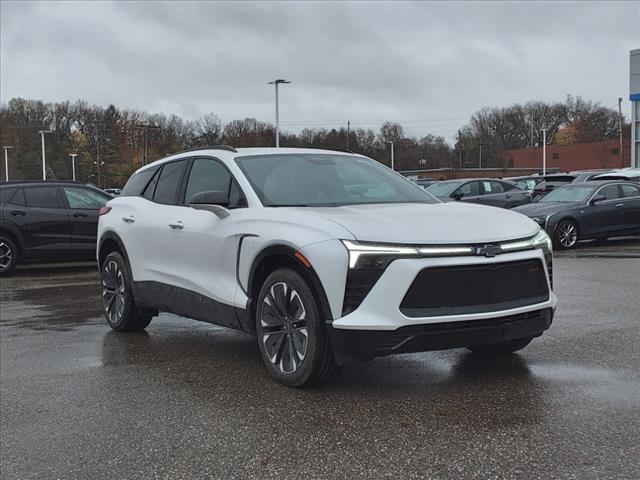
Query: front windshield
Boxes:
[
  {"xmin": 425, "ymin": 181, "xmax": 462, "ymax": 197},
  {"xmin": 538, "ymin": 185, "xmax": 594, "ymax": 203},
  {"xmin": 235, "ymin": 154, "xmax": 439, "ymax": 207}
]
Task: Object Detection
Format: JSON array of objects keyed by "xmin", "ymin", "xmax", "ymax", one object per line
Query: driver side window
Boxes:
[
  {"xmin": 185, "ymin": 158, "xmax": 246, "ymax": 208},
  {"xmin": 456, "ymin": 181, "xmax": 480, "ymax": 197},
  {"xmin": 597, "ymin": 184, "xmax": 622, "ymax": 201}
]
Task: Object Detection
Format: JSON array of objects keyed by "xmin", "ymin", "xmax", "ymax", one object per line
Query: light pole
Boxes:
[
  {"xmin": 386, "ymin": 141, "xmax": 395, "ymax": 170},
  {"xmin": 2, "ymin": 146, "xmax": 13, "ymax": 181},
  {"xmin": 479, "ymin": 142, "xmax": 484, "ymax": 168},
  {"xmin": 38, "ymin": 130, "xmax": 53, "ymax": 180},
  {"xmin": 618, "ymin": 97, "xmax": 624, "ymax": 167},
  {"xmin": 268, "ymin": 79, "xmax": 290, "ymax": 147},
  {"xmin": 69, "ymin": 153, "xmax": 78, "ymax": 181},
  {"xmin": 541, "ymin": 128, "xmax": 547, "ymax": 175}
]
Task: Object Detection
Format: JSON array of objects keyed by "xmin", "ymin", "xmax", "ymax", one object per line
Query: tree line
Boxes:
[{"xmin": 0, "ymin": 96, "xmax": 628, "ymax": 187}]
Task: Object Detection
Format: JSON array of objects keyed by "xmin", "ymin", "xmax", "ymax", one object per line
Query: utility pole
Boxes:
[
  {"xmin": 135, "ymin": 124, "xmax": 161, "ymax": 165},
  {"xmin": 530, "ymin": 123, "xmax": 534, "ymax": 147},
  {"xmin": 618, "ymin": 97, "xmax": 624, "ymax": 167},
  {"xmin": 268, "ymin": 79, "xmax": 290, "ymax": 147},
  {"xmin": 69, "ymin": 153, "xmax": 77, "ymax": 181},
  {"xmin": 386, "ymin": 141, "xmax": 395, "ymax": 170},
  {"xmin": 2, "ymin": 146, "xmax": 13, "ymax": 181},
  {"xmin": 541, "ymin": 128, "xmax": 547, "ymax": 175},
  {"xmin": 347, "ymin": 120, "xmax": 350, "ymax": 150},
  {"xmin": 38, "ymin": 130, "xmax": 52, "ymax": 180},
  {"xmin": 479, "ymin": 142, "xmax": 483, "ymax": 168}
]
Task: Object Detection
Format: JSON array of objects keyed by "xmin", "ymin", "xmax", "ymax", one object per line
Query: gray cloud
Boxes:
[{"xmin": 1, "ymin": 0, "xmax": 638, "ymax": 142}]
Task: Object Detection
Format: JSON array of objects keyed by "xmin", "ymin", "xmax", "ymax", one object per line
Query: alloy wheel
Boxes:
[
  {"xmin": 260, "ymin": 282, "xmax": 309, "ymax": 375},
  {"xmin": 102, "ymin": 260, "xmax": 126, "ymax": 324},
  {"xmin": 558, "ymin": 222, "xmax": 578, "ymax": 248},
  {"xmin": 0, "ymin": 242, "xmax": 13, "ymax": 270}
]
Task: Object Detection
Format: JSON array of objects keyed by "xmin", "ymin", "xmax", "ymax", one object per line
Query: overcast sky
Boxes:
[{"xmin": 1, "ymin": 1, "xmax": 639, "ymax": 142}]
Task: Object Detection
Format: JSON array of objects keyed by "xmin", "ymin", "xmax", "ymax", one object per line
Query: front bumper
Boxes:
[{"xmin": 329, "ymin": 307, "xmax": 553, "ymax": 361}]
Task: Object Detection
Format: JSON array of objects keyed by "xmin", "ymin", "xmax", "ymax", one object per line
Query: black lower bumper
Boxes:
[{"xmin": 328, "ymin": 308, "xmax": 553, "ymax": 362}]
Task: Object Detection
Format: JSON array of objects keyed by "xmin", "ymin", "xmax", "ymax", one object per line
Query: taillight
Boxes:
[{"xmin": 98, "ymin": 207, "xmax": 112, "ymax": 216}]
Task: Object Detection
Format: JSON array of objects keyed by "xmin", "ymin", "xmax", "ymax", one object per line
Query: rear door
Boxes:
[
  {"xmin": 18, "ymin": 186, "xmax": 72, "ymax": 259},
  {"xmin": 619, "ymin": 183, "xmax": 640, "ymax": 233},
  {"xmin": 61, "ymin": 186, "xmax": 112, "ymax": 260},
  {"xmin": 479, "ymin": 180, "xmax": 510, "ymax": 207},
  {"xmin": 580, "ymin": 184, "xmax": 625, "ymax": 237}
]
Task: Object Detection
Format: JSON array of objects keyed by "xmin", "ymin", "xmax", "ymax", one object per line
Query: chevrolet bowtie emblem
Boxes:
[{"xmin": 474, "ymin": 245, "xmax": 501, "ymax": 258}]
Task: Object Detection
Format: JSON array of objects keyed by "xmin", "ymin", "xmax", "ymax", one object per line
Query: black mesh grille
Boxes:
[{"xmin": 400, "ymin": 259, "xmax": 549, "ymax": 317}]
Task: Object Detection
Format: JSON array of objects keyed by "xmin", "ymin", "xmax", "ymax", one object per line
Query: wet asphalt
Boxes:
[{"xmin": 1, "ymin": 239, "xmax": 639, "ymax": 480}]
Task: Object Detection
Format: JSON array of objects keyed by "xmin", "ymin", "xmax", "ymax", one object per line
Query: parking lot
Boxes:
[{"xmin": 1, "ymin": 238, "xmax": 639, "ymax": 480}]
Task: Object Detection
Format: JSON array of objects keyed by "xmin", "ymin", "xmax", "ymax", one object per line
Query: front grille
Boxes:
[{"xmin": 400, "ymin": 259, "xmax": 549, "ymax": 317}]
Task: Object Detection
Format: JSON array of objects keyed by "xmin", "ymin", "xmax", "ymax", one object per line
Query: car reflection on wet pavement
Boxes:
[{"xmin": 1, "ymin": 243, "xmax": 639, "ymax": 479}]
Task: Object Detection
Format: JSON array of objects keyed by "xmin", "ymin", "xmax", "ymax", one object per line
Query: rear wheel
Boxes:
[
  {"xmin": 554, "ymin": 219, "xmax": 579, "ymax": 249},
  {"xmin": 467, "ymin": 336, "xmax": 534, "ymax": 355},
  {"xmin": 256, "ymin": 268, "xmax": 340, "ymax": 387},
  {"xmin": 101, "ymin": 251, "xmax": 152, "ymax": 331},
  {"xmin": 0, "ymin": 235, "xmax": 18, "ymax": 276}
]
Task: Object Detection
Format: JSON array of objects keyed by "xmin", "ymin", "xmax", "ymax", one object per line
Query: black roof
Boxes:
[{"xmin": 0, "ymin": 180, "xmax": 90, "ymax": 187}]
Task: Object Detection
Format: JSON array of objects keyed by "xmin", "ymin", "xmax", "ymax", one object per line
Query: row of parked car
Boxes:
[
  {"xmin": 1, "ymin": 164, "xmax": 639, "ymax": 276},
  {"xmin": 420, "ymin": 168, "xmax": 640, "ymax": 249}
]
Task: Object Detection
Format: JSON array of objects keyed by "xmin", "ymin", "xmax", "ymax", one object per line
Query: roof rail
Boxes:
[
  {"xmin": 180, "ymin": 145, "xmax": 238, "ymax": 154},
  {"xmin": 0, "ymin": 179, "xmax": 86, "ymax": 186}
]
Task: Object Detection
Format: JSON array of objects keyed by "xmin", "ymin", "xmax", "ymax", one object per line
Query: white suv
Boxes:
[{"xmin": 97, "ymin": 146, "xmax": 557, "ymax": 386}]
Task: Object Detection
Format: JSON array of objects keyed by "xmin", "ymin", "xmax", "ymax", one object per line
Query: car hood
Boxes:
[
  {"xmin": 297, "ymin": 202, "xmax": 539, "ymax": 244},
  {"xmin": 512, "ymin": 202, "xmax": 575, "ymax": 218}
]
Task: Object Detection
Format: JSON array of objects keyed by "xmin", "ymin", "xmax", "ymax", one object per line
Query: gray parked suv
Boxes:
[{"xmin": 426, "ymin": 178, "xmax": 531, "ymax": 208}]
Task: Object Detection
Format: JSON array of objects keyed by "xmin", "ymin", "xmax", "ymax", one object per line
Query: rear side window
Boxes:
[
  {"xmin": 121, "ymin": 166, "xmax": 160, "ymax": 196},
  {"xmin": 10, "ymin": 189, "xmax": 25, "ymax": 206},
  {"xmin": 24, "ymin": 187, "xmax": 62, "ymax": 208},
  {"xmin": 153, "ymin": 160, "xmax": 188, "ymax": 205},
  {"xmin": 0, "ymin": 187, "xmax": 15, "ymax": 203},
  {"xmin": 483, "ymin": 181, "xmax": 505, "ymax": 194},
  {"xmin": 621, "ymin": 184, "xmax": 640, "ymax": 198}
]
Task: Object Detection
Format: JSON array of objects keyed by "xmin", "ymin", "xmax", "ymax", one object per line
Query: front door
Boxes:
[
  {"xmin": 61, "ymin": 186, "xmax": 112, "ymax": 260},
  {"xmin": 580, "ymin": 184, "xmax": 625, "ymax": 237}
]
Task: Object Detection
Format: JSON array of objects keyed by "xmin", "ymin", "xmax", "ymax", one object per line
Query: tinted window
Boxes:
[
  {"xmin": 24, "ymin": 187, "xmax": 62, "ymax": 208},
  {"xmin": 142, "ymin": 168, "xmax": 161, "ymax": 200},
  {"xmin": 10, "ymin": 189, "xmax": 25, "ymax": 206},
  {"xmin": 457, "ymin": 181, "xmax": 480, "ymax": 196},
  {"xmin": 121, "ymin": 166, "xmax": 160, "ymax": 196},
  {"xmin": 597, "ymin": 184, "xmax": 621, "ymax": 201},
  {"xmin": 621, "ymin": 184, "xmax": 640, "ymax": 198},
  {"xmin": 0, "ymin": 187, "xmax": 15, "ymax": 203},
  {"xmin": 184, "ymin": 158, "xmax": 246, "ymax": 209},
  {"xmin": 63, "ymin": 187, "xmax": 110, "ymax": 209},
  {"xmin": 153, "ymin": 160, "xmax": 187, "ymax": 205}
]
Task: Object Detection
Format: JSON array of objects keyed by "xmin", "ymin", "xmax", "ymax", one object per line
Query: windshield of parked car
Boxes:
[
  {"xmin": 235, "ymin": 154, "xmax": 439, "ymax": 207},
  {"xmin": 425, "ymin": 181, "xmax": 462, "ymax": 197},
  {"xmin": 538, "ymin": 185, "xmax": 595, "ymax": 203}
]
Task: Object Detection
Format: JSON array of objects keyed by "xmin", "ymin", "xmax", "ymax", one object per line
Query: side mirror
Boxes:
[
  {"xmin": 451, "ymin": 192, "xmax": 463, "ymax": 201},
  {"xmin": 589, "ymin": 194, "xmax": 606, "ymax": 205},
  {"xmin": 188, "ymin": 190, "xmax": 230, "ymax": 218}
]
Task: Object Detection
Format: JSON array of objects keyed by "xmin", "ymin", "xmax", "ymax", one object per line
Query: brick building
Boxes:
[{"xmin": 502, "ymin": 139, "xmax": 630, "ymax": 171}]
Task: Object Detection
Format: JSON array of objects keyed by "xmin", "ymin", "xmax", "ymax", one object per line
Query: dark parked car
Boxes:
[
  {"xmin": 0, "ymin": 181, "xmax": 112, "ymax": 275},
  {"xmin": 426, "ymin": 178, "xmax": 531, "ymax": 208},
  {"xmin": 513, "ymin": 181, "xmax": 640, "ymax": 249},
  {"xmin": 532, "ymin": 170, "xmax": 614, "ymax": 198}
]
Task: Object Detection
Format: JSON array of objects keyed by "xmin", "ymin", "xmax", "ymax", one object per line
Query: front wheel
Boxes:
[
  {"xmin": 101, "ymin": 251, "xmax": 152, "ymax": 331},
  {"xmin": 256, "ymin": 268, "xmax": 340, "ymax": 387},
  {"xmin": 467, "ymin": 336, "xmax": 534, "ymax": 355},
  {"xmin": 554, "ymin": 219, "xmax": 579, "ymax": 249}
]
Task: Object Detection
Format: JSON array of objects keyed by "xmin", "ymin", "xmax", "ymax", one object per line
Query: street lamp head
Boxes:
[
  {"xmin": 268, "ymin": 79, "xmax": 291, "ymax": 85},
  {"xmin": 2, "ymin": 145, "xmax": 14, "ymax": 149},
  {"xmin": 38, "ymin": 130, "xmax": 53, "ymax": 134}
]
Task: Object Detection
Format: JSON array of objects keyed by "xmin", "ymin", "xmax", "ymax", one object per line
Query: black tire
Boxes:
[
  {"xmin": 0, "ymin": 234, "xmax": 18, "ymax": 276},
  {"xmin": 101, "ymin": 251, "xmax": 152, "ymax": 331},
  {"xmin": 255, "ymin": 268, "xmax": 340, "ymax": 387},
  {"xmin": 554, "ymin": 219, "xmax": 579, "ymax": 249},
  {"xmin": 467, "ymin": 336, "xmax": 534, "ymax": 355}
]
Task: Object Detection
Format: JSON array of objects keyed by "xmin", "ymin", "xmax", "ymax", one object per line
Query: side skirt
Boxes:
[{"xmin": 133, "ymin": 281, "xmax": 249, "ymax": 333}]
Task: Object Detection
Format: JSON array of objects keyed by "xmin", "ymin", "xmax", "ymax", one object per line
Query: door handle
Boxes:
[
  {"xmin": 169, "ymin": 221, "xmax": 184, "ymax": 230},
  {"xmin": 615, "ymin": 203, "xmax": 624, "ymax": 208},
  {"xmin": 122, "ymin": 215, "xmax": 135, "ymax": 223},
  {"xmin": 505, "ymin": 194, "xmax": 512, "ymax": 199},
  {"xmin": 10, "ymin": 210, "xmax": 26, "ymax": 216},
  {"xmin": 73, "ymin": 212, "xmax": 88, "ymax": 218}
]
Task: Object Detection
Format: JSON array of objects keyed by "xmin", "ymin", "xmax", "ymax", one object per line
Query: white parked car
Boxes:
[{"xmin": 97, "ymin": 147, "xmax": 557, "ymax": 386}]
